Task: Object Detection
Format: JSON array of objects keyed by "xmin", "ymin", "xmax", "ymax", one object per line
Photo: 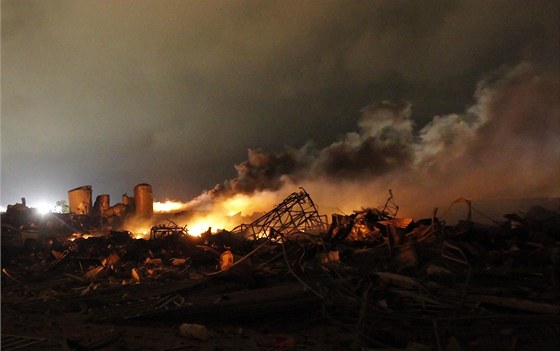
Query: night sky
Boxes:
[{"xmin": 2, "ymin": 1, "xmax": 559, "ymax": 215}]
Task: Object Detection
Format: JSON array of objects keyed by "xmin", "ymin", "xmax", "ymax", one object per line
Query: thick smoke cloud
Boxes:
[
  {"xmin": 312, "ymin": 101, "xmax": 415, "ymax": 179},
  {"xmin": 228, "ymin": 148, "xmax": 300, "ymax": 193},
  {"xmin": 190, "ymin": 63, "xmax": 559, "ymax": 216}
]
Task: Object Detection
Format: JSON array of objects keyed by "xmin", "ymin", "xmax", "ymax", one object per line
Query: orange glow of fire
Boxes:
[
  {"xmin": 180, "ymin": 193, "xmax": 281, "ymax": 235},
  {"xmin": 68, "ymin": 232, "xmax": 93, "ymax": 241},
  {"xmin": 218, "ymin": 192, "xmax": 278, "ymax": 216},
  {"xmin": 184, "ymin": 212, "xmax": 241, "ymax": 236},
  {"xmin": 131, "ymin": 231, "xmax": 150, "ymax": 240},
  {"xmin": 153, "ymin": 200, "xmax": 189, "ymax": 213},
  {"xmin": 123, "ymin": 223, "xmax": 151, "ymax": 239},
  {"xmin": 125, "ymin": 192, "xmax": 282, "ymax": 238},
  {"xmin": 151, "ymin": 193, "xmax": 275, "ymax": 236}
]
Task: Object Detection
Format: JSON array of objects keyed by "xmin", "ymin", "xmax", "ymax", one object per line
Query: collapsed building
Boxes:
[{"xmin": 67, "ymin": 183, "xmax": 153, "ymax": 225}]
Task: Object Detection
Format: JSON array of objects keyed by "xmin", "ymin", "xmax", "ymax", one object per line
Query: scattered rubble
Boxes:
[{"xmin": 1, "ymin": 189, "xmax": 559, "ymax": 350}]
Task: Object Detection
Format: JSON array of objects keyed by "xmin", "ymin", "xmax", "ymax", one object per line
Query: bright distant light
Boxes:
[
  {"xmin": 0, "ymin": 206, "xmax": 6, "ymax": 213},
  {"xmin": 36, "ymin": 202, "xmax": 52, "ymax": 215}
]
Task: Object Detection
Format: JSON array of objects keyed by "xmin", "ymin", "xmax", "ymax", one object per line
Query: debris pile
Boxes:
[{"xmin": 2, "ymin": 189, "xmax": 559, "ymax": 350}]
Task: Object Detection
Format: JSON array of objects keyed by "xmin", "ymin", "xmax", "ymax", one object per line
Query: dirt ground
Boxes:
[{"xmin": 1, "ymin": 287, "xmax": 360, "ymax": 351}]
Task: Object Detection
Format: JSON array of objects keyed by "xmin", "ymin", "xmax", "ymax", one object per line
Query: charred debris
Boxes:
[{"xmin": 1, "ymin": 187, "xmax": 560, "ymax": 350}]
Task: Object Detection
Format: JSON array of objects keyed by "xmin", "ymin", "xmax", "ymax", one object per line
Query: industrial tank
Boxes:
[
  {"xmin": 94, "ymin": 194, "xmax": 111, "ymax": 216},
  {"xmin": 134, "ymin": 183, "xmax": 153, "ymax": 217},
  {"xmin": 68, "ymin": 185, "xmax": 92, "ymax": 215}
]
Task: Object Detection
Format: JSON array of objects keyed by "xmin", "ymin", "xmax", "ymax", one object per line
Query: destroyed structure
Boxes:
[
  {"xmin": 66, "ymin": 183, "xmax": 153, "ymax": 226},
  {"xmin": 231, "ymin": 188, "xmax": 328, "ymax": 239},
  {"xmin": 1, "ymin": 187, "xmax": 559, "ymax": 350}
]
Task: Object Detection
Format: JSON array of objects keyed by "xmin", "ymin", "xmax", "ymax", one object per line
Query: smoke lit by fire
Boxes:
[{"xmin": 153, "ymin": 64, "xmax": 559, "ymax": 220}]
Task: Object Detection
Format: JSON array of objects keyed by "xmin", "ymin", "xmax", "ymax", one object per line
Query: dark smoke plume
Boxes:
[{"xmin": 186, "ymin": 63, "xmax": 560, "ymax": 215}]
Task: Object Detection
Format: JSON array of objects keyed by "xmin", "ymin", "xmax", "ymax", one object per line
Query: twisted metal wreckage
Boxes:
[{"xmin": 231, "ymin": 188, "xmax": 329, "ymax": 240}]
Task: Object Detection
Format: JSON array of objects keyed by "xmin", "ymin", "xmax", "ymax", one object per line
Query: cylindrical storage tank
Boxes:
[
  {"xmin": 134, "ymin": 183, "xmax": 153, "ymax": 217},
  {"xmin": 68, "ymin": 185, "xmax": 92, "ymax": 215},
  {"xmin": 95, "ymin": 194, "xmax": 111, "ymax": 216}
]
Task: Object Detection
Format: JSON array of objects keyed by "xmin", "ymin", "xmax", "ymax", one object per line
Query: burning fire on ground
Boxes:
[{"xmin": 125, "ymin": 192, "xmax": 281, "ymax": 238}]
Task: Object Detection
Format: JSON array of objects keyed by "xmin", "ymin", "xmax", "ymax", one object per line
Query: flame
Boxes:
[
  {"xmin": 68, "ymin": 232, "xmax": 93, "ymax": 241},
  {"xmin": 182, "ymin": 193, "xmax": 277, "ymax": 235},
  {"xmin": 123, "ymin": 191, "xmax": 283, "ymax": 238},
  {"xmin": 132, "ymin": 231, "xmax": 150, "ymax": 240},
  {"xmin": 122, "ymin": 221, "xmax": 152, "ymax": 239},
  {"xmin": 154, "ymin": 200, "xmax": 189, "ymax": 213},
  {"xmin": 185, "ymin": 212, "xmax": 241, "ymax": 236}
]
